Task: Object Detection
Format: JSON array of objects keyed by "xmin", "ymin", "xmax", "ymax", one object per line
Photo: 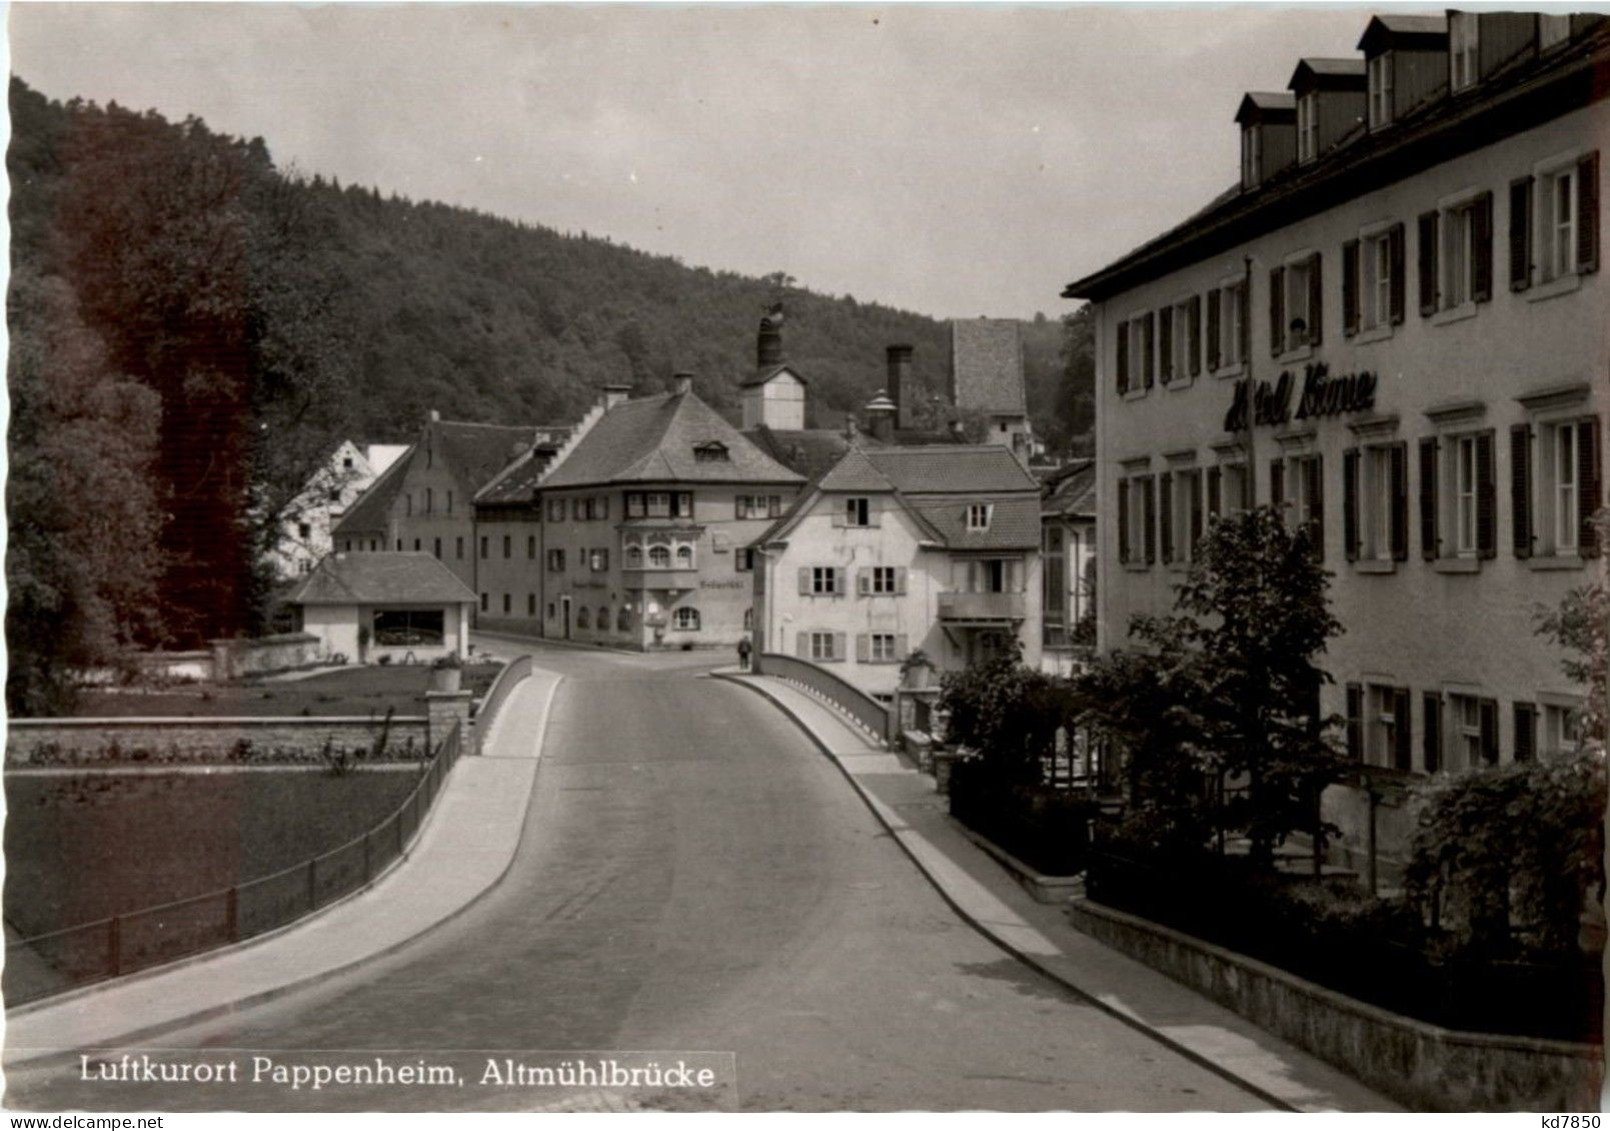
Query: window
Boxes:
[
  {"xmin": 297, "ymin": 522, "xmax": 312, "ymax": 540},
  {"xmin": 425, "ymin": 488, "xmax": 433, "ymax": 514},
  {"xmin": 447, "ymin": 490, "xmax": 453, "ymax": 515},
  {"xmin": 597, "ymin": 606, "xmax": 609, "ymax": 630},
  {"xmin": 1419, "ymin": 194, "xmax": 1493, "ymax": 315},
  {"xmin": 1367, "ymin": 52, "xmax": 1392, "ymax": 129},
  {"xmin": 673, "ymin": 607, "xmax": 700, "ymax": 631},
  {"xmin": 1296, "ymin": 92, "xmax": 1317, "ymax": 163},
  {"xmin": 736, "ymin": 495, "xmax": 783, "ymax": 520},
  {"xmin": 479, "ymin": 592, "xmax": 489, "ymax": 612},
  {"xmin": 1525, "ymin": 152, "xmax": 1601, "ymax": 288},
  {"xmin": 966, "ymin": 504, "xmax": 993, "ymax": 531},
  {"xmin": 528, "ymin": 593, "xmax": 537, "ymax": 617},
  {"xmin": 406, "ymin": 493, "xmax": 412, "ymax": 517},
  {"xmin": 675, "ymin": 544, "xmax": 694, "ymax": 568},
  {"xmin": 1447, "ymin": 694, "xmax": 1498, "ymax": 770},
  {"xmin": 1365, "ymin": 684, "xmax": 1411, "ymax": 770},
  {"xmin": 736, "ymin": 548, "xmax": 756, "ymax": 572},
  {"xmin": 804, "ymin": 631, "xmax": 840, "ymax": 662},
  {"xmin": 626, "ymin": 543, "xmax": 644, "ymax": 568},
  {"xmin": 1272, "ymin": 455, "xmax": 1323, "ymax": 557},
  {"xmin": 1443, "ymin": 201, "xmax": 1474, "ymax": 308},
  {"xmin": 547, "ymin": 499, "xmax": 565, "ymax": 522},
  {"xmin": 648, "ymin": 545, "xmax": 671, "ymax": 568},
  {"xmin": 590, "ymin": 548, "xmax": 610, "ymax": 572},
  {"xmin": 1455, "ymin": 435, "xmax": 1479, "ymax": 556},
  {"xmin": 503, "ymin": 535, "xmax": 512, "ymax": 559},
  {"xmin": 961, "ymin": 558, "xmax": 1019, "ymax": 593},
  {"xmin": 413, "ymin": 539, "xmax": 421, "ymax": 552},
  {"xmin": 743, "ymin": 608, "xmax": 754, "ymax": 632},
  {"xmin": 503, "ymin": 593, "xmax": 511, "ymax": 614},
  {"xmin": 1208, "ymin": 280, "xmax": 1246, "ymax": 371},
  {"xmin": 1160, "ymin": 467, "xmax": 1204, "ymax": 565},
  {"xmin": 480, "ymin": 535, "xmax": 489, "ymax": 559},
  {"xmin": 1205, "ymin": 463, "xmax": 1249, "ymax": 523},
  {"xmin": 1241, "ymin": 125, "xmax": 1261, "ymax": 189},
  {"xmin": 528, "ymin": 535, "xmax": 536, "ymax": 559},
  {"xmin": 1116, "ymin": 473, "xmax": 1156, "ymax": 566},
  {"xmin": 1450, "ymin": 12, "xmax": 1479, "ymax": 92},
  {"xmin": 1516, "ymin": 418, "xmax": 1601, "ymax": 559},
  {"xmin": 865, "ymin": 634, "xmax": 899, "ymax": 663},
  {"xmin": 456, "ymin": 536, "xmax": 464, "ymax": 560},
  {"xmin": 1284, "ymin": 256, "xmax": 1313, "ymax": 348},
  {"xmin": 860, "ymin": 566, "xmax": 901, "ymax": 595},
  {"xmin": 625, "ymin": 493, "xmax": 645, "ymax": 519},
  {"xmin": 845, "ymin": 497, "xmax": 872, "ymax": 527},
  {"xmin": 1344, "ymin": 444, "xmax": 1407, "ymax": 564},
  {"xmin": 577, "ymin": 606, "xmax": 591, "ymax": 629},
  {"xmin": 342, "ymin": 456, "xmax": 354, "ymax": 470},
  {"xmin": 1162, "ymin": 297, "xmax": 1201, "ymax": 385},
  {"xmin": 645, "ymin": 492, "xmax": 671, "ymax": 518},
  {"xmin": 1114, "ymin": 312, "xmax": 1156, "ymax": 395},
  {"xmin": 546, "ymin": 548, "xmax": 566, "ymax": 572},
  {"xmin": 693, "ymin": 441, "xmax": 730, "ymax": 463},
  {"xmin": 810, "ymin": 566, "xmax": 841, "ymax": 595},
  {"xmin": 433, "ymin": 537, "xmax": 441, "ymax": 558},
  {"xmin": 1269, "ymin": 254, "xmax": 1321, "ymax": 355},
  {"xmin": 1344, "ymin": 225, "xmax": 1404, "ymax": 335},
  {"xmin": 617, "ymin": 606, "xmax": 632, "ymax": 632},
  {"xmin": 373, "ymin": 609, "xmax": 445, "ymax": 646},
  {"xmin": 1544, "ymin": 703, "xmax": 1581, "ymax": 756}
]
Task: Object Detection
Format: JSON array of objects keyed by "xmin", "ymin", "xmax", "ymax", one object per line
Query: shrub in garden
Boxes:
[{"xmin": 937, "ymin": 641, "xmax": 1075, "ymax": 787}]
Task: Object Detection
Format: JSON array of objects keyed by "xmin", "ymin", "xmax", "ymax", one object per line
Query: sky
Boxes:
[{"xmin": 9, "ymin": 3, "xmax": 1409, "ymax": 321}]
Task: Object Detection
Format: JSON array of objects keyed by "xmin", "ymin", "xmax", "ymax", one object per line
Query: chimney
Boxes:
[
  {"xmin": 886, "ymin": 345, "xmax": 915, "ymax": 430},
  {"xmin": 757, "ymin": 305, "xmax": 785, "ymax": 369},
  {"xmin": 672, "ymin": 371, "xmax": 695, "ymax": 396},
  {"xmin": 602, "ymin": 383, "xmax": 632, "ymax": 410},
  {"xmin": 865, "ymin": 391, "xmax": 896, "ymax": 444}
]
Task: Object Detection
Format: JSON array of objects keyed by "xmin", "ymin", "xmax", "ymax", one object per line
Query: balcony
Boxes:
[
  {"xmin": 621, "ymin": 568, "xmax": 701, "ymax": 593},
  {"xmin": 937, "ymin": 591, "xmax": 1026, "ymax": 624}
]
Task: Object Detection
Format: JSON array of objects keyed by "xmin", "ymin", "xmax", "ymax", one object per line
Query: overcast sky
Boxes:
[{"xmin": 11, "ymin": 3, "xmax": 1419, "ymax": 320}]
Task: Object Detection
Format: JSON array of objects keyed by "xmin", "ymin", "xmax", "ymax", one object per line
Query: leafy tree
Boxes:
[
  {"xmin": 938, "ymin": 642, "xmax": 1073, "ymax": 787},
  {"xmin": 1081, "ymin": 506, "xmax": 1346, "ymax": 868},
  {"xmin": 6, "ymin": 268, "xmax": 164, "ymax": 713},
  {"xmin": 1533, "ymin": 507, "xmax": 1609, "ymax": 751}
]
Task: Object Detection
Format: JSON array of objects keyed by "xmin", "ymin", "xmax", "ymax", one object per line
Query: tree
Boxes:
[
  {"xmin": 6, "ymin": 268, "xmax": 164, "ymax": 713},
  {"xmin": 1533, "ymin": 507, "xmax": 1609, "ymax": 752},
  {"xmin": 938, "ymin": 642, "xmax": 1073, "ymax": 787},
  {"xmin": 1081, "ymin": 506, "xmax": 1347, "ymax": 867}
]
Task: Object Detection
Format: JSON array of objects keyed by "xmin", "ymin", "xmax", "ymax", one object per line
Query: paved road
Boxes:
[{"xmin": 7, "ymin": 644, "xmax": 1268, "ymax": 1112}]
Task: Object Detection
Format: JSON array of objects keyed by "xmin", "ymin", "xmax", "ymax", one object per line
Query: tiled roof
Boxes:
[
  {"xmin": 950, "ymin": 319, "xmax": 1028, "ymax": 416},
  {"xmin": 540, "ymin": 390, "xmax": 804, "ymax": 488},
  {"xmin": 1368, "ymin": 14, "xmax": 1446, "ymax": 36},
  {"xmin": 474, "ymin": 441, "xmax": 566, "ymax": 505},
  {"xmin": 288, "ymin": 552, "xmax": 477, "ymax": 606},
  {"xmin": 910, "ymin": 496, "xmax": 1042, "ymax": 551},
  {"xmin": 859, "ymin": 445, "xmax": 1041, "ymax": 494},
  {"xmin": 817, "ymin": 448, "xmax": 898, "ymax": 493},
  {"xmin": 1041, "ymin": 459, "xmax": 1096, "ymax": 519},
  {"xmin": 744, "ymin": 425, "xmax": 863, "ymax": 479},
  {"xmin": 432, "ymin": 420, "xmax": 566, "ymax": 494},
  {"xmin": 332, "ymin": 444, "xmax": 413, "ymax": 536}
]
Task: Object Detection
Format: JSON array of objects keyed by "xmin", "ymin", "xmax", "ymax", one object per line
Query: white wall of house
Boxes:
[
  {"xmin": 271, "ymin": 440, "xmax": 378, "ymax": 580},
  {"xmin": 301, "ymin": 602, "xmax": 470, "ymax": 663},
  {"xmin": 742, "ymin": 370, "xmax": 807, "ymax": 431},
  {"xmin": 302, "ymin": 604, "xmax": 360, "ymax": 661}
]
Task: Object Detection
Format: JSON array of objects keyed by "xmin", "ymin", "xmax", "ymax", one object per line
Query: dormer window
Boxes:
[
  {"xmin": 1450, "ymin": 12, "xmax": 1479, "ymax": 91},
  {"xmin": 966, "ymin": 504, "xmax": 994, "ymax": 532},
  {"xmin": 1241, "ymin": 126, "xmax": 1262, "ymax": 189},
  {"xmin": 693, "ymin": 441, "xmax": 730, "ymax": 463},
  {"xmin": 1367, "ymin": 52, "xmax": 1393, "ymax": 128},
  {"xmin": 1297, "ymin": 93, "xmax": 1319, "ymax": 163}
]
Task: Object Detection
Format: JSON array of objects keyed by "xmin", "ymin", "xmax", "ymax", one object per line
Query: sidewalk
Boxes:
[
  {"xmin": 5, "ymin": 667, "xmax": 564, "ymax": 1063},
  {"xmin": 716, "ymin": 670, "xmax": 1399, "ymax": 1113}
]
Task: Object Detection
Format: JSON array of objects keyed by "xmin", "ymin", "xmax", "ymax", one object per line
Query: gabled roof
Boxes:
[
  {"xmin": 950, "ymin": 319, "xmax": 1028, "ymax": 416},
  {"xmin": 739, "ymin": 362, "xmax": 810, "ymax": 390},
  {"xmin": 288, "ymin": 552, "xmax": 477, "ymax": 606},
  {"xmin": 332, "ymin": 443, "xmax": 414, "ymax": 536},
  {"xmin": 1288, "ymin": 57, "xmax": 1368, "ymax": 93},
  {"xmin": 473, "ymin": 440, "xmax": 567, "ymax": 505},
  {"xmin": 909, "ymin": 497, "xmax": 1042, "ymax": 551},
  {"xmin": 743, "ymin": 425, "xmax": 865, "ymax": 479},
  {"xmin": 539, "ymin": 389, "xmax": 804, "ymax": 488},
  {"xmin": 1358, "ymin": 14, "xmax": 1448, "ymax": 55},
  {"xmin": 1041, "ymin": 459, "xmax": 1096, "ymax": 519},
  {"xmin": 1235, "ymin": 91, "xmax": 1296, "ymax": 123},
  {"xmin": 430, "ymin": 419, "xmax": 567, "ymax": 494},
  {"xmin": 857, "ymin": 445, "xmax": 1041, "ymax": 495}
]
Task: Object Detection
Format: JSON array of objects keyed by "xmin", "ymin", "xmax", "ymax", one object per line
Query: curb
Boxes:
[
  {"xmin": 6, "ymin": 673, "xmax": 564, "ymax": 1064},
  {"xmin": 715, "ymin": 671, "xmax": 1299, "ymax": 1113},
  {"xmin": 472, "ymin": 629, "xmax": 642, "ymax": 658}
]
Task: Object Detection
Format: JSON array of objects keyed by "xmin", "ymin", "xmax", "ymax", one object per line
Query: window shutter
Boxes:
[
  {"xmin": 1509, "ymin": 176, "xmax": 1534, "ymax": 291},
  {"xmin": 1238, "ymin": 279, "xmax": 1251, "ymax": 361},
  {"xmin": 1579, "ymin": 416, "xmax": 1602, "ymax": 557},
  {"xmin": 1344, "ymin": 448, "xmax": 1360, "ymax": 560},
  {"xmin": 856, "ymin": 634, "xmax": 870, "ymax": 663},
  {"xmin": 1142, "ymin": 313, "xmax": 1156, "ymax": 389},
  {"xmin": 1418, "ymin": 209, "xmax": 1439, "ymax": 315},
  {"xmin": 1269, "ymin": 266, "xmax": 1285, "ymax": 355},
  {"xmin": 1307, "ymin": 252, "xmax": 1323, "ymax": 345},
  {"xmin": 895, "ymin": 634, "xmax": 908, "ymax": 659},
  {"xmin": 1159, "ymin": 474, "xmax": 1174, "ymax": 563},
  {"xmin": 857, "ymin": 569, "xmax": 871, "ymax": 596},
  {"xmin": 832, "ymin": 632, "xmax": 847, "ymax": 661},
  {"xmin": 1514, "ymin": 701, "xmax": 1537, "ymax": 762},
  {"xmin": 1159, "ymin": 308, "xmax": 1174, "ymax": 385},
  {"xmin": 895, "ymin": 567, "xmax": 908, "ymax": 595},
  {"xmin": 831, "ymin": 501, "xmax": 846, "ymax": 528},
  {"xmin": 735, "ymin": 495, "xmax": 745, "ymax": 519},
  {"xmin": 1511, "ymin": 424, "xmax": 1534, "ymax": 558},
  {"xmin": 796, "ymin": 632, "xmax": 810, "ymax": 659},
  {"xmin": 868, "ymin": 498, "xmax": 882, "ymax": 528},
  {"xmin": 1346, "ymin": 683, "xmax": 1363, "ymax": 760},
  {"xmin": 1305, "ymin": 456, "xmax": 1324, "ymax": 558},
  {"xmin": 1478, "ymin": 698, "xmax": 1499, "ymax": 765},
  {"xmin": 1269, "ymin": 458, "xmax": 1284, "ymax": 511},
  {"xmin": 1578, "ymin": 150, "xmax": 1599, "ymax": 274},
  {"xmin": 1190, "ymin": 471, "xmax": 1204, "ymax": 550},
  {"xmin": 1423, "ymin": 693, "xmax": 1442, "ymax": 773},
  {"xmin": 799, "ymin": 567, "xmax": 811, "ymax": 595},
  {"xmin": 1117, "ymin": 479, "xmax": 1130, "ymax": 564},
  {"xmin": 1388, "ymin": 222, "xmax": 1407, "ymax": 323},
  {"xmin": 1143, "ymin": 477, "xmax": 1157, "ymax": 565},
  {"xmin": 1189, "ymin": 296, "xmax": 1202, "ymax": 376},
  {"xmin": 1390, "ymin": 442, "xmax": 1409, "ymax": 561},
  {"xmin": 1419, "ymin": 437, "xmax": 1439, "ymax": 560},
  {"xmin": 1206, "ymin": 290, "xmax": 1221, "ymax": 370},
  {"xmin": 1342, "ymin": 238, "xmax": 1360, "ymax": 336},
  {"xmin": 1472, "ymin": 191, "xmax": 1494, "ymax": 302},
  {"xmin": 1116, "ymin": 320, "xmax": 1129, "ymax": 395},
  {"xmin": 1476, "ymin": 429, "xmax": 1496, "ymax": 558},
  {"xmin": 834, "ymin": 567, "xmax": 848, "ymax": 595},
  {"xmin": 1206, "ymin": 466, "xmax": 1222, "ymax": 518},
  {"xmin": 1393, "ymin": 687, "xmax": 1413, "ymax": 771}
]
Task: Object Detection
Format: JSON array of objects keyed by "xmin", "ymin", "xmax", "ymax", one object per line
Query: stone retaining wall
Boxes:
[
  {"xmin": 1067, "ymin": 898, "xmax": 1602, "ymax": 1111},
  {"xmin": 6, "ymin": 717, "xmax": 430, "ymax": 767}
]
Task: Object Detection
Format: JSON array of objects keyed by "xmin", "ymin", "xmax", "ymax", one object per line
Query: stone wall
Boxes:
[
  {"xmin": 1067, "ymin": 898, "xmax": 1602, "ymax": 1111},
  {"xmin": 210, "ymin": 633, "xmax": 324, "ymax": 680},
  {"xmin": 6, "ymin": 716, "xmax": 431, "ymax": 767}
]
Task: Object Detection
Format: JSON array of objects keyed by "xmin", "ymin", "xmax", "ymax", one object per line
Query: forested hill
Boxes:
[{"xmin": 8, "ymin": 78, "xmax": 1087, "ymax": 450}]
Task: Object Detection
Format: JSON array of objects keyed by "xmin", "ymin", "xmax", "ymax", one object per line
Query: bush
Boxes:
[
  {"xmin": 949, "ymin": 757, "xmax": 1096, "ymax": 875},
  {"xmin": 938, "ymin": 643, "xmax": 1077, "ymax": 787}
]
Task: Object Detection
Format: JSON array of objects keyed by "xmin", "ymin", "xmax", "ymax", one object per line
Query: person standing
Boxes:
[{"xmin": 736, "ymin": 635, "xmax": 753, "ymax": 672}]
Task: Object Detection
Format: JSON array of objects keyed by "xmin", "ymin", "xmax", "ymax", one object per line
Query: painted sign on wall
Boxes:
[{"xmin": 1224, "ymin": 363, "xmax": 1377, "ymax": 432}]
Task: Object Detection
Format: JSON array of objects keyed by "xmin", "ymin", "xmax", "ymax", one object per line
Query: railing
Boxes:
[
  {"xmin": 753, "ymin": 652, "xmax": 892, "ymax": 746},
  {"xmin": 5, "ymin": 721, "xmax": 468, "ymax": 1008},
  {"xmin": 937, "ymin": 591, "xmax": 1026, "ymax": 621},
  {"xmin": 474, "ymin": 654, "xmax": 533, "ymax": 752}
]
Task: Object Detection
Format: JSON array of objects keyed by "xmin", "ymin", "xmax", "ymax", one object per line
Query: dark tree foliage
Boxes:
[{"xmin": 937, "ymin": 642, "xmax": 1075, "ymax": 788}]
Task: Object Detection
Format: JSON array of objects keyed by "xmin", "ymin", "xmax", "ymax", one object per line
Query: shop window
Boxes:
[
  {"xmin": 598, "ymin": 606, "xmax": 610, "ymax": 630},
  {"xmin": 374, "ymin": 609, "xmax": 445, "ymax": 646}
]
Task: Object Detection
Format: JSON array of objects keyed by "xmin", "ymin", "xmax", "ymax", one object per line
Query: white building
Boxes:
[{"xmin": 270, "ymin": 440, "xmax": 387, "ymax": 581}]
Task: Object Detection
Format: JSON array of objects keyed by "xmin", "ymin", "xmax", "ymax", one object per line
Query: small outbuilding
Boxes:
[{"xmin": 289, "ymin": 552, "xmax": 477, "ymax": 664}]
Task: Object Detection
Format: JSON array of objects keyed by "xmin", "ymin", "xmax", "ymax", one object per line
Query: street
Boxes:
[{"xmin": 6, "ymin": 643, "xmax": 1269, "ymax": 1112}]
